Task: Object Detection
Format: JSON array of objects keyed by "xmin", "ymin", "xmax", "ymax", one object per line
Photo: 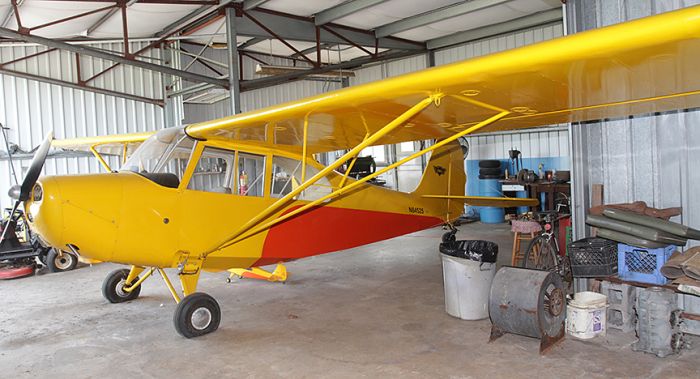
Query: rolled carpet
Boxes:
[
  {"xmin": 587, "ymin": 214, "xmax": 687, "ymax": 246},
  {"xmin": 603, "ymin": 208, "xmax": 700, "ymax": 240},
  {"xmin": 661, "ymin": 251, "xmax": 689, "ymax": 279},
  {"xmin": 596, "ymin": 228, "xmax": 669, "ymax": 249},
  {"xmin": 682, "ymin": 249, "xmax": 700, "ymax": 281}
]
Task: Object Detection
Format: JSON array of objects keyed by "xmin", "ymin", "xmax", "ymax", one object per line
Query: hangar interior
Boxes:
[{"xmin": 1, "ymin": 0, "xmax": 700, "ymax": 377}]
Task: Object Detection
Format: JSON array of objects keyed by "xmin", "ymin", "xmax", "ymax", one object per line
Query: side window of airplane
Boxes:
[
  {"xmin": 270, "ymin": 156, "xmax": 332, "ymax": 201},
  {"xmin": 238, "ymin": 152, "xmax": 265, "ymax": 197},
  {"xmin": 187, "ymin": 147, "xmax": 235, "ymax": 194}
]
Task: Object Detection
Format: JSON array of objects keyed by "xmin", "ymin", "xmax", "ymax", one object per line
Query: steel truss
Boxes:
[{"xmin": 0, "ymin": 1, "xmax": 425, "ymax": 106}]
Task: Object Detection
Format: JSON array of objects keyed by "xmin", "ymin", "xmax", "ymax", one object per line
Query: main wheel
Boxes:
[
  {"xmin": 522, "ymin": 235, "xmax": 558, "ymax": 272},
  {"xmin": 46, "ymin": 249, "xmax": 77, "ymax": 273},
  {"xmin": 102, "ymin": 268, "xmax": 141, "ymax": 303},
  {"xmin": 174, "ymin": 292, "xmax": 221, "ymax": 338}
]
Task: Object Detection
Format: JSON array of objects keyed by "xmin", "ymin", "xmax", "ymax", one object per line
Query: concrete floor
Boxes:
[{"xmin": 1, "ymin": 223, "xmax": 698, "ymax": 378}]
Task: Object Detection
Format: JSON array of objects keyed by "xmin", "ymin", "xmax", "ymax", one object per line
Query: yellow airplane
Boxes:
[{"xmin": 4, "ymin": 6, "xmax": 700, "ymax": 338}]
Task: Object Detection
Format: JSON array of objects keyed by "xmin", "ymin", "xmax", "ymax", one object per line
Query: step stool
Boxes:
[
  {"xmin": 601, "ymin": 281, "xmax": 637, "ymax": 332},
  {"xmin": 510, "ymin": 220, "xmax": 542, "ymax": 266}
]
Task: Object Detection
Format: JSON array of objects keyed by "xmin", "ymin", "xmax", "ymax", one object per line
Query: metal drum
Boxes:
[{"xmin": 489, "ymin": 267, "xmax": 566, "ymax": 354}]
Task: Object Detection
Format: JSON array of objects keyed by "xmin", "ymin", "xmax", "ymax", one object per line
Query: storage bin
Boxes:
[
  {"xmin": 617, "ymin": 243, "xmax": 675, "ymax": 285},
  {"xmin": 568, "ymin": 237, "xmax": 618, "ymax": 277}
]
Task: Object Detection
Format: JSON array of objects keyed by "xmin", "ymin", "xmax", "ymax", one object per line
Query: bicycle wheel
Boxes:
[{"xmin": 522, "ymin": 235, "xmax": 558, "ymax": 271}]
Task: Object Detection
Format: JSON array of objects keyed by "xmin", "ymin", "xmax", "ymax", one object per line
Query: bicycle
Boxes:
[{"xmin": 521, "ymin": 210, "xmax": 573, "ymax": 292}]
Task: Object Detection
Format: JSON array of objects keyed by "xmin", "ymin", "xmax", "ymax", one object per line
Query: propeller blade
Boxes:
[
  {"xmin": 19, "ymin": 132, "xmax": 53, "ymax": 202},
  {"xmin": 0, "ymin": 200, "xmax": 20, "ymax": 245}
]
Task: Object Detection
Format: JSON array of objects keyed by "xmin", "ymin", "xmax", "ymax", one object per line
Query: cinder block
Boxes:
[{"xmin": 601, "ymin": 281, "xmax": 637, "ymax": 332}]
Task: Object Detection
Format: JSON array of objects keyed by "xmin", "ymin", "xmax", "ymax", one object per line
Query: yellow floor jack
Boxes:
[{"xmin": 227, "ymin": 263, "xmax": 287, "ymax": 283}]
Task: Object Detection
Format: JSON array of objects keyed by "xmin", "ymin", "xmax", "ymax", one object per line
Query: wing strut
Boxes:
[
  {"xmin": 204, "ymin": 96, "xmax": 511, "ymax": 257},
  {"xmin": 202, "ymin": 94, "xmax": 442, "ymax": 256},
  {"xmin": 89, "ymin": 144, "xmax": 112, "ymax": 172}
]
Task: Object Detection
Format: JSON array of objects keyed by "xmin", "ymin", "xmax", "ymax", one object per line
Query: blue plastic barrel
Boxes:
[
  {"xmin": 478, "ymin": 179, "xmax": 504, "ymax": 224},
  {"xmin": 516, "ymin": 190, "xmax": 529, "ymax": 215}
]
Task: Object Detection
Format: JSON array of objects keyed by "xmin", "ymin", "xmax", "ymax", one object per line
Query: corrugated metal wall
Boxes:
[
  {"xmin": 567, "ymin": 0, "xmax": 700, "ymax": 241},
  {"xmin": 0, "ymin": 41, "xmax": 165, "ymax": 209}
]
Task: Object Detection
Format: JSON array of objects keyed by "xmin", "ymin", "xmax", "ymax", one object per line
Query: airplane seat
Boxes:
[{"xmin": 138, "ymin": 172, "xmax": 180, "ymax": 189}]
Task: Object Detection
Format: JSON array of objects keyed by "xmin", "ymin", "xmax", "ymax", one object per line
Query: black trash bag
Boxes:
[{"xmin": 439, "ymin": 237, "xmax": 498, "ymax": 263}]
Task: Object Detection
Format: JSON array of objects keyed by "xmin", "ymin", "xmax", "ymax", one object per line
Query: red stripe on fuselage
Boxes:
[{"xmin": 255, "ymin": 206, "xmax": 443, "ymax": 267}]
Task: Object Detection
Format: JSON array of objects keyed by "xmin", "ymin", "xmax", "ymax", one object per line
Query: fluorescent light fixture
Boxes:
[{"xmin": 255, "ymin": 64, "xmax": 355, "ymax": 78}]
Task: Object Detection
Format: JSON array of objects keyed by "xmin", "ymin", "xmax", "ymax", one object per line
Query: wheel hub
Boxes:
[
  {"xmin": 115, "ymin": 279, "xmax": 129, "ymax": 298},
  {"xmin": 545, "ymin": 287, "xmax": 565, "ymax": 317},
  {"xmin": 54, "ymin": 254, "xmax": 73, "ymax": 270},
  {"xmin": 191, "ymin": 307, "xmax": 212, "ymax": 330}
]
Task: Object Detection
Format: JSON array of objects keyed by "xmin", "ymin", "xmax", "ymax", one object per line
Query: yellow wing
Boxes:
[
  {"xmin": 52, "ymin": 131, "xmax": 154, "ymax": 156},
  {"xmin": 184, "ymin": 6, "xmax": 700, "ymax": 153}
]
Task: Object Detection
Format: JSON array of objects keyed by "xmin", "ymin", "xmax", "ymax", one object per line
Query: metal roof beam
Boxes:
[
  {"xmin": 236, "ymin": 36, "xmax": 265, "ymax": 50},
  {"xmin": 314, "ymin": 0, "xmax": 386, "ymax": 26},
  {"xmin": 243, "ymin": 0, "xmax": 269, "ymax": 11},
  {"xmin": 87, "ymin": 0, "xmax": 138, "ymax": 36},
  {"xmin": 0, "ymin": 27, "xmax": 229, "ymax": 88},
  {"xmin": 154, "ymin": 1, "xmax": 232, "ymax": 38},
  {"xmin": 241, "ymin": 49, "xmax": 423, "ymax": 91},
  {"xmin": 426, "ymin": 8, "xmax": 562, "ymax": 50},
  {"xmin": 291, "ymin": 43, "xmax": 330, "ymax": 58},
  {"xmin": 375, "ymin": 0, "xmax": 510, "ymax": 38},
  {"xmin": 234, "ymin": 9, "xmax": 424, "ymax": 50},
  {"xmin": 1, "ymin": 0, "xmax": 24, "ymax": 28},
  {"xmin": 0, "ymin": 67, "xmax": 163, "ymax": 106},
  {"xmin": 170, "ymin": 49, "xmax": 424, "ymax": 97}
]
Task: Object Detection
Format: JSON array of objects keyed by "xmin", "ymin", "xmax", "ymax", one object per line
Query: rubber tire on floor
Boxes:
[
  {"xmin": 478, "ymin": 174, "xmax": 501, "ymax": 180},
  {"xmin": 479, "ymin": 167, "xmax": 502, "ymax": 176},
  {"xmin": 102, "ymin": 268, "xmax": 141, "ymax": 303},
  {"xmin": 478, "ymin": 160, "xmax": 501, "ymax": 169},
  {"xmin": 174, "ymin": 292, "xmax": 221, "ymax": 338},
  {"xmin": 46, "ymin": 249, "xmax": 78, "ymax": 273}
]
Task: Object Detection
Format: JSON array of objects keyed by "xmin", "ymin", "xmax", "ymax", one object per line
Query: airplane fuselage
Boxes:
[{"xmin": 27, "ymin": 134, "xmax": 465, "ymax": 272}]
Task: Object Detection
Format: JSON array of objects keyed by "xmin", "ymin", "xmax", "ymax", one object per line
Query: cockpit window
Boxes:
[
  {"xmin": 121, "ymin": 127, "xmax": 195, "ymax": 187},
  {"xmin": 271, "ymin": 156, "xmax": 332, "ymax": 201},
  {"xmin": 187, "ymin": 147, "xmax": 235, "ymax": 194}
]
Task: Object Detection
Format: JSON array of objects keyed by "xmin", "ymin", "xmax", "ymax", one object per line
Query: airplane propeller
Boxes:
[{"xmin": 1, "ymin": 132, "xmax": 53, "ymax": 244}]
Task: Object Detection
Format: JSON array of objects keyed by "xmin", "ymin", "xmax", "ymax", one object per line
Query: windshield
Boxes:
[{"xmin": 120, "ymin": 127, "xmax": 195, "ymax": 179}]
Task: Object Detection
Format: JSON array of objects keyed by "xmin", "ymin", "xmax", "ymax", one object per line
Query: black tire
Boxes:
[
  {"xmin": 102, "ymin": 268, "xmax": 141, "ymax": 303},
  {"xmin": 478, "ymin": 174, "xmax": 501, "ymax": 180},
  {"xmin": 522, "ymin": 235, "xmax": 558, "ymax": 272},
  {"xmin": 478, "ymin": 160, "xmax": 501, "ymax": 169},
  {"xmin": 479, "ymin": 167, "xmax": 502, "ymax": 176},
  {"xmin": 46, "ymin": 249, "xmax": 77, "ymax": 273},
  {"xmin": 174, "ymin": 292, "xmax": 221, "ymax": 338}
]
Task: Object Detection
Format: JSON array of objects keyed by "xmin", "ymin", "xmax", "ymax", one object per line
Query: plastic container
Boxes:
[
  {"xmin": 568, "ymin": 237, "xmax": 618, "ymax": 277},
  {"xmin": 566, "ymin": 291, "xmax": 608, "ymax": 339},
  {"xmin": 439, "ymin": 239, "xmax": 498, "ymax": 320},
  {"xmin": 617, "ymin": 243, "xmax": 675, "ymax": 285},
  {"xmin": 478, "ymin": 178, "xmax": 504, "ymax": 224},
  {"xmin": 440, "ymin": 254, "xmax": 496, "ymax": 320},
  {"xmin": 515, "ymin": 190, "xmax": 529, "ymax": 215}
]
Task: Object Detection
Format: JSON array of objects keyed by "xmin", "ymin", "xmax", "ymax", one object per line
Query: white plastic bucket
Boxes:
[
  {"xmin": 441, "ymin": 253, "xmax": 496, "ymax": 320},
  {"xmin": 566, "ymin": 291, "xmax": 608, "ymax": 339}
]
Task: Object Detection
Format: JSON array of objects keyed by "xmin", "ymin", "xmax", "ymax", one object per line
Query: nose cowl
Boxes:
[
  {"xmin": 28, "ymin": 174, "xmax": 124, "ymax": 262},
  {"xmin": 26, "ymin": 178, "xmax": 63, "ymax": 249}
]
